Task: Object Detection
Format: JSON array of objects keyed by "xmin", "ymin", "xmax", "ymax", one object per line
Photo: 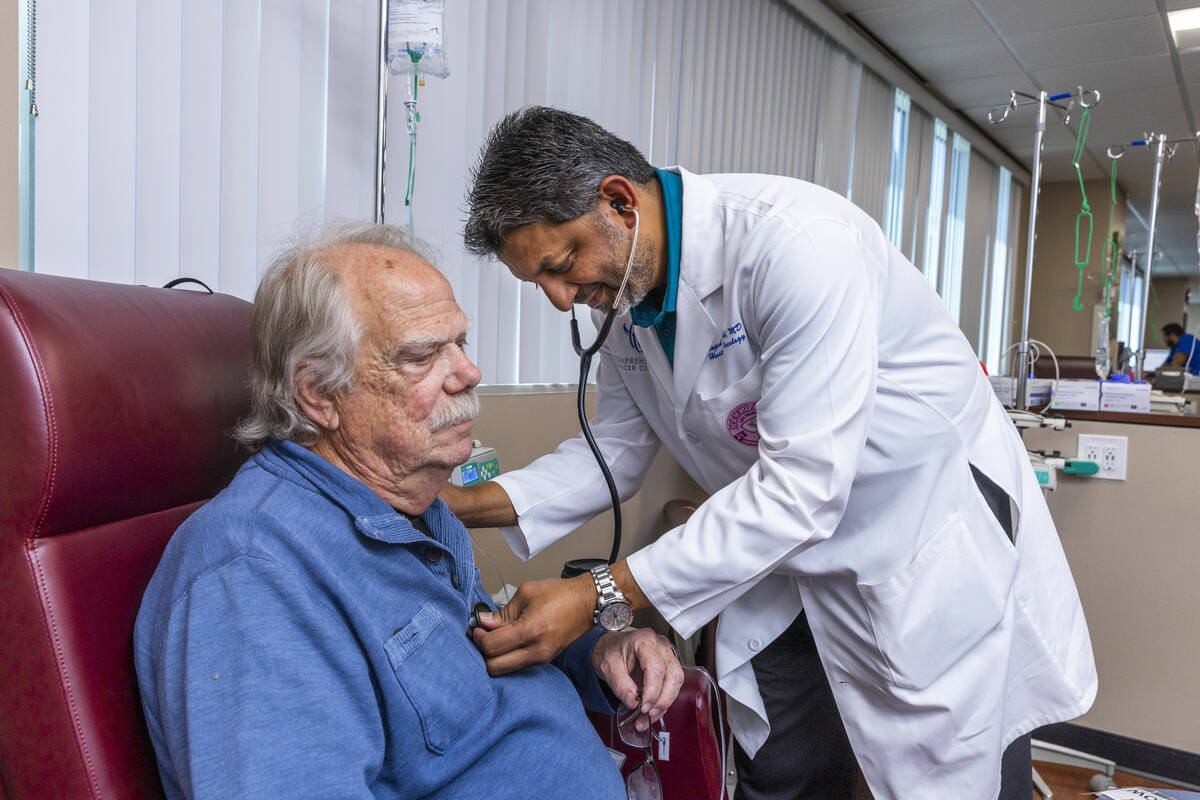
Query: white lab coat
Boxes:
[{"xmin": 492, "ymin": 168, "xmax": 1096, "ymax": 799}]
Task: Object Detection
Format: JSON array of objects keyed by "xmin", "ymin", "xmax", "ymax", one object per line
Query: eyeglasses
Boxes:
[
  {"xmin": 609, "ymin": 662, "xmax": 720, "ymax": 800},
  {"xmin": 616, "ymin": 703, "xmax": 662, "ymax": 800}
]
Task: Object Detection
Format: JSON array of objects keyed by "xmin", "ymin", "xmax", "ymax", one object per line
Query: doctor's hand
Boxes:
[
  {"xmin": 471, "ymin": 574, "xmax": 597, "ymax": 674},
  {"xmin": 591, "ymin": 628, "xmax": 685, "ymax": 732}
]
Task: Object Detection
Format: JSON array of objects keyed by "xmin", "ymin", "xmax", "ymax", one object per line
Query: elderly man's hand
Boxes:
[
  {"xmin": 592, "ymin": 628, "xmax": 684, "ymax": 732},
  {"xmin": 472, "ymin": 574, "xmax": 597, "ymax": 673}
]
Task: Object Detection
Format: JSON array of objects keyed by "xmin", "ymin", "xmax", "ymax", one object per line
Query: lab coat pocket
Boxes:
[
  {"xmin": 696, "ymin": 363, "xmax": 765, "ymax": 449},
  {"xmin": 384, "ymin": 602, "xmax": 497, "ymax": 754},
  {"xmin": 857, "ymin": 513, "xmax": 1009, "ymax": 692}
]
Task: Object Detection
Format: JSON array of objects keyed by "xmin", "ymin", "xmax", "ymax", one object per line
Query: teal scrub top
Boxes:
[{"xmin": 628, "ymin": 167, "xmax": 682, "ymax": 366}]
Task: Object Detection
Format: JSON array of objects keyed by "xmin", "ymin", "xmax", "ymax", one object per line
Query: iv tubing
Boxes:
[{"xmin": 1071, "ymin": 105, "xmax": 1093, "ymax": 311}]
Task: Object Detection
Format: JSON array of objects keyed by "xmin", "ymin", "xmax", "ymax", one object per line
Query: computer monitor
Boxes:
[{"xmin": 1144, "ymin": 348, "xmax": 1170, "ymax": 373}]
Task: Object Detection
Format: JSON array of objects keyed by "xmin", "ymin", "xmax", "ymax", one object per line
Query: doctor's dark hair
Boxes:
[
  {"xmin": 1162, "ymin": 323, "xmax": 1185, "ymax": 337},
  {"xmin": 233, "ymin": 220, "xmax": 435, "ymax": 452},
  {"xmin": 463, "ymin": 106, "xmax": 656, "ymax": 257}
]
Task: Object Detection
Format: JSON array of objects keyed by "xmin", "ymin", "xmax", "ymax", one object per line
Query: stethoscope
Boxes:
[{"xmin": 561, "ymin": 200, "xmax": 639, "ymax": 578}]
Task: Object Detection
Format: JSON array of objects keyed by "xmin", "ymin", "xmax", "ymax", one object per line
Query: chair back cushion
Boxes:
[{"xmin": 0, "ymin": 270, "xmax": 252, "ymax": 799}]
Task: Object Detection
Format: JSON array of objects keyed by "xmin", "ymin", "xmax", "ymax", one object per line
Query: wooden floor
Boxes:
[{"xmin": 849, "ymin": 762, "xmax": 1187, "ymax": 799}]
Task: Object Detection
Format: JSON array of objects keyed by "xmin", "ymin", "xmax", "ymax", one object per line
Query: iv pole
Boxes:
[
  {"xmin": 373, "ymin": 0, "xmax": 389, "ymax": 224},
  {"xmin": 1106, "ymin": 132, "xmax": 1198, "ymax": 380},
  {"xmin": 988, "ymin": 87, "xmax": 1101, "ymax": 410}
]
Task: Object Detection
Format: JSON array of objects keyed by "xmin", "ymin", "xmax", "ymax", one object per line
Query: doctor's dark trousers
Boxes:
[{"xmin": 731, "ymin": 468, "xmax": 1033, "ymax": 800}]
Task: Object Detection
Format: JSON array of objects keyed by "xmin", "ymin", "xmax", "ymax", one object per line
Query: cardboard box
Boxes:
[
  {"xmin": 988, "ymin": 376, "xmax": 1014, "ymax": 406},
  {"xmin": 989, "ymin": 376, "xmax": 1054, "ymax": 408},
  {"xmin": 1049, "ymin": 379, "xmax": 1101, "ymax": 411},
  {"xmin": 1100, "ymin": 381, "xmax": 1151, "ymax": 413},
  {"xmin": 1025, "ymin": 378, "xmax": 1054, "ymax": 408}
]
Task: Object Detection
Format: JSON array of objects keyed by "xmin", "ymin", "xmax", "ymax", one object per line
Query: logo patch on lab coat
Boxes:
[{"xmin": 726, "ymin": 402, "xmax": 759, "ymax": 445}]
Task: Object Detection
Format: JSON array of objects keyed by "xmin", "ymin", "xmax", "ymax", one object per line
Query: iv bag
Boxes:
[
  {"xmin": 1094, "ymin": 312, "xmax": 1110, "ymax": 380},
  {"xmin": 388, "ymin": 0, "xmax": 449, "ymax": 79}
]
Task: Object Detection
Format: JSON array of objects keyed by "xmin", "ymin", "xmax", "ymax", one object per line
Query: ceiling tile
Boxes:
[
  {"xmin": 1087, "ymin": 86, "xmax": 1190, "ymax": 137},
  {"xmin": 985, "ymin": 123, "xmax": 1042, "ymax": 151},
  {"xmin": 961, "ymin": 103, "xmax": 1035, "ymax": 133},
  {"xmin": 852, "ymin": 1, "xmax": 992, "ymax": 51},
  {"xmin": 930, "ymin": 72, "xmax": 1037, "ymax": 108},
  {"xmin": 824, "ymin": 0, "xmax": 925, "ymax": 13},
  {"xmin": 1008, "ymin": 15, "xmax": 1167, "ymax": 72},
  {"xmin": 1177, "ymin": 51, "xmax": 1200, "ymax": 86},
  {"xmin": 974, "ymin": 0, "xmax": 1159, "ymax": 37},
  {"xmin": 1032, "ymin": 54, "xmax": 1178, "ymax": 96},
  {"xmin": 897, "ymin": 38, "xmax": 1023, "ymax": 82}
]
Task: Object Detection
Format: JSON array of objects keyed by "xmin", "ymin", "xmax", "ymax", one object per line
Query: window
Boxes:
[
  {"xmin": 982, "ymin": 167, "xmax": 1013, "ymax": 373},
  {"xmin": 939, "ymin": 133, "xmax": 971, "ymax": 322},
  {"xmin": 882, "ymin": 90, "xmax": 910, "ymax": 248},
  {"xmin": 921, "ymin": 119, "xmax": 948, "ymax": 289}
]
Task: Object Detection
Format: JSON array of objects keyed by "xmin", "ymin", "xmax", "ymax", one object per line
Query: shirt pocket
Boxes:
[
  {"xmin": 384, "ymin": 602, "xmax": 497, "ymax": 754},
  {"xmin": 856, "ymin": 513, "xmax": 1015, "ymax": 692}
]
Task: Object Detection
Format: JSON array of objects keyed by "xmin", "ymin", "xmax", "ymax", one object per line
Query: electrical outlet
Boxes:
[{"xmin": 1076, "ymin": 434, "xmax": 1127, "ymax": 480}]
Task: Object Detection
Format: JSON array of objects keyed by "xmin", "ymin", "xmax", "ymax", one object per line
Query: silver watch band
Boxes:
[{"xmin": 590, "ymin": 564, "xmax": 627, "ymax": 609}]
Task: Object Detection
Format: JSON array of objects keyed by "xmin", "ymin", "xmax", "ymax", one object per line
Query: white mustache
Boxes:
[{"xmin": 430, "ymin": 389, "xmax": 480, "ymax": 432}]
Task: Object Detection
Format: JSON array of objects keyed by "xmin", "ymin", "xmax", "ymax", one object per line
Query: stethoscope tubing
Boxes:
[{"xmin": 568, "ymin": 207, "xmax": 640, "ymax": 565}]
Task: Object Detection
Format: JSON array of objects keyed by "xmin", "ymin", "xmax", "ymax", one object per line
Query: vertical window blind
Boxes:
[
  {"xmin": 939, "ymin": 133, "xmax": 972, "ymax": 324},
  {"xmin": 882, "ymin": 90, "xmax": 910, "ymax": 250},
  {"xmin": 981, "ymin": 167, "xmax": 1014, "ymax": 373},
  {"xmin": 34, "ymin": 0, "xmax": 1027, "ymax": 385}
]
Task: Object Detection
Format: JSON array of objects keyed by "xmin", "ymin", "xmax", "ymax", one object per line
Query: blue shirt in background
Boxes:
[
  {"xmin": 629, "ymin": 166, "xmax": 683, "ymax": 365},
  {"xmin": 1166, "ymin": 332, "xmax": 1200, "ymax": 375},
  {"xmin": 134, "ymin": 439, "xmax": 623, "ymax": 800}
]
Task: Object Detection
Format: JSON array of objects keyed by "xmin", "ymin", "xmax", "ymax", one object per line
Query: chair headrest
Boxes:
[{"xmin": 0, "ymin": 270, "xmax": 253, "ymax": 540}]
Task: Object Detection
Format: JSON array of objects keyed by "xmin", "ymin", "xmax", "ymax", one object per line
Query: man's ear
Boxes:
[{"xmin": 294, "ymin": 369, "xmax": 340, "ymax": 433}]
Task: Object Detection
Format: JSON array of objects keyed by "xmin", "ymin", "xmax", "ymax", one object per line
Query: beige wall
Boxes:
[
  {"xmin": 467, "ymin": 388, "xmax": 705, "ymax": 593},
  {"xmin": 1027, "ymin": 180, "xmax": 1126, "ymax": 356},
  {"xmin": 0, "ymin": 0, "xmax": 17, "ymax": 269},
  {"xmin": 1025, "ymin": 419, "xmax": 1200, "ymax": 753}
]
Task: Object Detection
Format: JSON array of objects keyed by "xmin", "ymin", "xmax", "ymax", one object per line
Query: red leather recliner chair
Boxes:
[{"xmin": 0, "ymin": 270, "xmax": 252, "ymax": 800}]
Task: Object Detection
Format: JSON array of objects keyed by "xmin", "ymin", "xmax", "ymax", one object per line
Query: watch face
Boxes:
[{"xmin": 599, "ymin": 602, "xmax": 633, "ymax": 631}]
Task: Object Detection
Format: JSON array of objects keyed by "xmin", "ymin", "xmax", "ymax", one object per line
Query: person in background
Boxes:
[
  {"xmin": 1160, "ymin": 322, "xmax": 1199, "ymax": 374},
  {"xmin": 134, "ymin": 222, "xmax": 682, "ymax": 800}
]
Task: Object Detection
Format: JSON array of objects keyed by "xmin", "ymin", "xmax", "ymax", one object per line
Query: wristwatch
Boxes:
[{"xmin": 590, "ymin": 564, "xmax": 633, "ymax": 631}]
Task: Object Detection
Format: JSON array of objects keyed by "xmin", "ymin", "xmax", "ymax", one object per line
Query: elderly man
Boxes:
[{"xmin": 134, "ymin": 222, "xmax": 682, "ymax": 800}]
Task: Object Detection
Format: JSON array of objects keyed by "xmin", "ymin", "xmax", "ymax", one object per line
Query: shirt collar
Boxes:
[
  {"xmin": 629, "ymin": 167, "xmax": 683, "ymax": 329},
  {"xmin": 258, "ymin": 438, "xmax": 450, "ymax": 547}
]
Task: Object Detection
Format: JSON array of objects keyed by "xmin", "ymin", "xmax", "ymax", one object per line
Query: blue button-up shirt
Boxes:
[{"xmin": 134, "ymin": 439, "xmax": 623, "ymax": 799}]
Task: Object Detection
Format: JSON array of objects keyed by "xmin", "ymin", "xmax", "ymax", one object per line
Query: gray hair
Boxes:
[
  {"xmin": 463, "ymin": 106, "xmax": 656, "ymax": 257},
  {"xmin": 233, "ymin": 220, "xmax": 435, "ymax": 451}
]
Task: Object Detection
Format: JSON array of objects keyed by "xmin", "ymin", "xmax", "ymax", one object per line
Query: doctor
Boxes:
[{"xmin": 444, "ymin": 107, "xmax": 1097, "ymax": 800}]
